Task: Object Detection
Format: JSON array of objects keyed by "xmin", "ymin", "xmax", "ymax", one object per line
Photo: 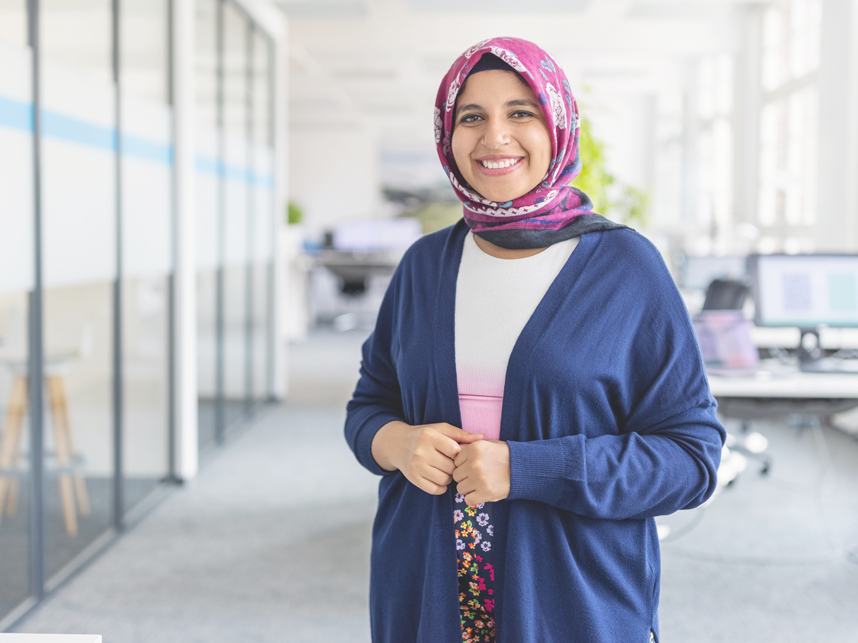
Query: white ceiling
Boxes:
[{"xmin": 281, "ymin": 0, "xmax": 769, "ymax": 189}]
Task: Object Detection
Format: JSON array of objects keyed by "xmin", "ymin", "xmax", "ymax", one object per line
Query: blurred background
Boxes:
[{"xmin": 1, "ymin": 0, "xmax": 857, "ymax": 641}]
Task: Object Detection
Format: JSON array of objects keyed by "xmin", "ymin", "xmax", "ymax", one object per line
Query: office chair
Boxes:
[{"xmin": 702, "ymin": 278, "xmax": 750, "ymax": 312}]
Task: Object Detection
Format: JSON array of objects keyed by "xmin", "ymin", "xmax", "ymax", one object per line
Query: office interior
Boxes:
[{"xmin": 0, "ymin": 0, "xmax": 857, "ymax": 640}]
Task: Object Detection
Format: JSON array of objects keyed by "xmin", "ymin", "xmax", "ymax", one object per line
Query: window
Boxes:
[
  {"xmin": 696, "ymin": 54, "xmax": 734, "ymax": 254},
  {"xmin": 757, "ymin": 0, "xmax": 821, "ymax": 251}
]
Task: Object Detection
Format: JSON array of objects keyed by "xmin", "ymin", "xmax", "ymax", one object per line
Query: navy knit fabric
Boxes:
[{"xmin": 345, "ymin": 219, "xmax": 725, "ymax": 643}]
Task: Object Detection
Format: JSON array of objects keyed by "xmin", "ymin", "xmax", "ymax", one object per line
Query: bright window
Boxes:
[{"xmin": 757, "ymin": 0, "xmax": 821, "ymax": 249}]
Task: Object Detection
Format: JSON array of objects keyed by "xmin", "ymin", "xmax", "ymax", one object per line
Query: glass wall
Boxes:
[
  {"xmin": 223, "ymin": 2, "xmax": 249, "ymax": 428},
  {"xmin": 195, "ymin": 1, "xmax": 275, "ymax": 450},
  {"xmin": 251, "ymin": 30, "xmax": 273, "ymax": 407},
  {"xmin": 119, "ymin": 0, "xmax": 171, "ymax": 513},
  {"xmin": 41, "ymin": 0, "xmax": 115, "ymax": 579},
  {"xmin": 195, "ymin": 0, "xmax": 219, "ymax": 449},
  {"xmin": 0, "ymin": 0, "xmax": 33, "ymax": 618},
  {"xmin": 0, "ymin": 0, "xmax": 277, "ymax": 626}
]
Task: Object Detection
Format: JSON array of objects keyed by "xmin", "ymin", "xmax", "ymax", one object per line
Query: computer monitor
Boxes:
[
  {"xmin": 748, "ymin": 254, "xmax": 858, "ymax": 328},
  {"xmin": 748, "ymin": 253, "xmax": 858, "ymax": 372}
]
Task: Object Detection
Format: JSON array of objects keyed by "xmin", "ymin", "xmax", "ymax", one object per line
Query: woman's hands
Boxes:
[
  {"xmin": 371, "ymin": 421, "xmax": 510, "ymax": 503},
  {"xmin": 453, "ymin": 440, "xmax": 511, "ymax": 506},
  {"xmin": 372, "ymin": 421, "xmax": 482, "ymax": 495}
]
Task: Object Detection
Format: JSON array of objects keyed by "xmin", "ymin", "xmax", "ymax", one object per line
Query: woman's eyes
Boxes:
[
  {"xmin": 458, "ymin": 110, "xmax": 536, "ymax": 124},
  {"xmin": 459, "ymin": 113, "xmax": 482, "ymax": 124}
]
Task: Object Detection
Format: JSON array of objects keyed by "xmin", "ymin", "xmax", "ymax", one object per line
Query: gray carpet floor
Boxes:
[{"xmin": 11, "ymin": 328, "xmax": 858, "ymax": 642}]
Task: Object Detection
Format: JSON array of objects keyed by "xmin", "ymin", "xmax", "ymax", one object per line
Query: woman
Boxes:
[{"xmin": 345, "ymin": 37, "xmax": 724, "ymax": 643}]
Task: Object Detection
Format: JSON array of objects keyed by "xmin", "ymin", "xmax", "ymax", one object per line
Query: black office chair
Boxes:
[{"xmin": 702, "ymin": 278, "xmax": 750, "ymax": 311}]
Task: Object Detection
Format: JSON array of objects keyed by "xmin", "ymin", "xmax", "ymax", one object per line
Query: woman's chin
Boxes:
[{"xmin": 472, "ymin": 182, "xmax": 527, "ymax": 204}]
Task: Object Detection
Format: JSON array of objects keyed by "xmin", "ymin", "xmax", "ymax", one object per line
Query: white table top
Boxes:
[
  {"xmin": 707, "ymin": 364, "xmax": 858, "ymax": 398},
  {"xmin": 0, "ymin": 636, "xmax": 101, "ymax": 643}
]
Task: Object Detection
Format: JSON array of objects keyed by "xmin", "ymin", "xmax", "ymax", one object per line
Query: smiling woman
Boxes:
[{"xmin": 345, "ymin": 36, "xmax": 725, "ymax": 643}]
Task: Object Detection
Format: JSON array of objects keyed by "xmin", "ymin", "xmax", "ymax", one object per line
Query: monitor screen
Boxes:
[
  {"xmin": 749, "ymin": 254, "xmax": 858, "ymax": 328},
  {"xmin": 680, "ymin": 255, "xmax": 747, "ymax": 291}
]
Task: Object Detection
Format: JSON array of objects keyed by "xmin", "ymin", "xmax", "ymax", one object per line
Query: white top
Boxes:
[{"xmin": 455, "ymin": 233, "xmax": 578, "ymax": 439}]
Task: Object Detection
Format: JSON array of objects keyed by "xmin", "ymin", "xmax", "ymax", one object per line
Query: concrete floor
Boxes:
[{"xmin": 12, "ymin": 328, "xmax": 858, "ymax": 642}]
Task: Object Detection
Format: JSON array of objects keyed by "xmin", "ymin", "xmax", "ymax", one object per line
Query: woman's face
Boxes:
[{"xmin": 451, "ymin": 70, "xmax": 552, "ymax": 203}]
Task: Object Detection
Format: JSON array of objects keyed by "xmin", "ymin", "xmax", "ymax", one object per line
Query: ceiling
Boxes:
[{"xmin": 280, "ymin": 0, "xmax": 771, "ymax": 189}]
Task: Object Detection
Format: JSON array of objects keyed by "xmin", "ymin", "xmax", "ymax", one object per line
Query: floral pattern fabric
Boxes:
[{"xmin": 454, "ymin": 492, "xmax": 496, "ymax": 642}]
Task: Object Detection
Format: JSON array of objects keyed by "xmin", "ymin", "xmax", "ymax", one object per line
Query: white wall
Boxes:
[{"xmin": 288, "ymin": 122, "xmax": 381, "ymax": 237}]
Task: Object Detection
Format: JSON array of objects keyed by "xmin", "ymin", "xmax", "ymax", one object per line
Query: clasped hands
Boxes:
[{"xmin": 371, "ymin": 421, "xmax": 510, "ymax": 506}]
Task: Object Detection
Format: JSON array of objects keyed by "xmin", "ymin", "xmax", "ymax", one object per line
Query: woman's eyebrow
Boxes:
[
  {"xmin": 456, "ymin": 103, "xmax": 481, "ymax": 116},
  {"xmin": 506, "ymin": 99, "xmax": 540, "ymax": 110}
]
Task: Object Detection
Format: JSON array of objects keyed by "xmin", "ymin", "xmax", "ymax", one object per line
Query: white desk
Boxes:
[
  {"xmin": 707, "ymin": 362, "xmax": 858, "ymax": 420},
  {"xmin": 708, "ymin": 368, "xmax": 858, "ymax": 399}
]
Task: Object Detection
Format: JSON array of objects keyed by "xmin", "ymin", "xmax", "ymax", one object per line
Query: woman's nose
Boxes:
[{"xmin": 481, "ymin": 119, "xmax": 510, "ymax": 149}]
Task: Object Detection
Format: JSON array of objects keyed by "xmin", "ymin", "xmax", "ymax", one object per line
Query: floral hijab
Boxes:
[{"xmin": 434, "ymin": 37, "xmax": 615, "ymax": 249}]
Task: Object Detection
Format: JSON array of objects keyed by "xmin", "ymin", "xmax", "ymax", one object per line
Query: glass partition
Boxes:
[
  {"xmin": 223, "ymin": 2, "xmax": 248, "ymax": 428},
  {"xmin": 120, "ymin": 0, "xmax": 171, "ymax": 512},
  {"xmin": 41, "ymin": 0, "xmax": 115, "ymax": 576},
  {"xmin": 0, "ymin": 0, "xmax": 277, "ymax": 625},
  {"xmin": 251, "ymin": 30, "xmax": 273, "ymax": 406},
  {"xmin": 195, "ymin": 0, "xmax": 219, "ymax": 450},
  {"xmin": 0, "ymin": 0, "xmax": 33, "ymax": 615},
  {"xmin": 0, "ymin": 0, "xmax": 26, "ymax": 48}
]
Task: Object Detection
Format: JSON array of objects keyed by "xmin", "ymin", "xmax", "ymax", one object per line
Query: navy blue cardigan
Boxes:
[{"xmin": 345, "ymin": 220, "xmax": 725, "ymax": 643}]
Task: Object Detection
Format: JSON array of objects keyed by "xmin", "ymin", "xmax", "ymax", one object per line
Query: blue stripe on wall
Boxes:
[
  {"xmin": 2, "ymin": 93, "xmax": 270, "ymax": 186},
  {"xmin": 195, "ymin": 155, "xmax": 274, "ymax": 189},
  {"xmin": 1, "ymin": 93, "xmax": 174, "ymax": 164},
  {"xmin": 42, "ymin": 110, "xmax": 117, "ymax": 151},
  {"xmin": 0, "ymin": 95, "xmax": 34, "ymax": 132},
  {"xmin": 122, "ymin": 134, "xmax": 173, "ymax": 165}
]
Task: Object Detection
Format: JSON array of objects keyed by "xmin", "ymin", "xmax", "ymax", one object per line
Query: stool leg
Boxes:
[
  {"xmin": 0, "ymin": 376, "xmax": 28, "ymax": 528},
  {"xmin": 53, "ymin": 376, "xmax": 89, "ymax": 516},
  {"xmin": 48, "ymin": 375, "xmax": 78, "ymax": 536},
  {"xmin": 6, "ymin": 480, "xmax": 19, "ymax": 518},
  {"xmin": 5, "ymin": 377, "xmax": 29, "ymax": 518}
]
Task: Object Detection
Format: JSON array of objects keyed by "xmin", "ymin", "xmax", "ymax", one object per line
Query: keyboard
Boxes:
[{"xmin": 800, "ymin": 358, "xmax": 858, "ymax": 374}]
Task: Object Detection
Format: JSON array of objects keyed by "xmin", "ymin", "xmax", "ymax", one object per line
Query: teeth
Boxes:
[{"xmin": 481, "ymin": 158, "xmax": 519, "ymax": 169}]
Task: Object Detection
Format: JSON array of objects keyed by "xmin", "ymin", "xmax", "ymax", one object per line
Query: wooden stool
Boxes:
[{"xmin": 0, "ymin": 374, "xmax": 91, "ymax": 536}]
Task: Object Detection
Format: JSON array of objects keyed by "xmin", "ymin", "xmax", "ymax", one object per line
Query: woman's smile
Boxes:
[{"xmin": 476, "ymin": 155, "xmax": 524, "ymax": 176}]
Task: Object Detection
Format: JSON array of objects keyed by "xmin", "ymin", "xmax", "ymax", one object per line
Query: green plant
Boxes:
[
  {"xmin": 574, "ymin": 115, "xmax": 614, "ymax": 214},
  {"xmin": 286, "ymin": 201, "xmax": 304, "ymax": 226},
  {"xmin": 573, "ymin": 115, "xmax": 650, "ymax": 228}
]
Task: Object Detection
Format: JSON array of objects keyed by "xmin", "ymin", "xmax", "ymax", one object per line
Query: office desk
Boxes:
[
  {"xmin": 314, "ymin": 250, "xmax": 401, "ymax": 295},
  {"xmin": 707, "ymin": 363, "xmax": 858, "ymax": 420}
]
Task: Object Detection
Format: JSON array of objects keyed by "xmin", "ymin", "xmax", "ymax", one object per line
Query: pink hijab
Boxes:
[{"xmin": 434, "ymin": 37, "xmax": 607, "ymax": 249}]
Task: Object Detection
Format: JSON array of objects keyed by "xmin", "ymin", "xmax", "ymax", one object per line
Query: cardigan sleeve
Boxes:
[
  {"xmin": 506, "ymin": 400, "xmax": 724, "ymax": 520},
  {"xmin": 344, "ymin": 268, "xmax": 406, "ymax": 477},
  {"xmin": 506, "ymin": 233, "xmax": 726, "ymax": 520}
]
